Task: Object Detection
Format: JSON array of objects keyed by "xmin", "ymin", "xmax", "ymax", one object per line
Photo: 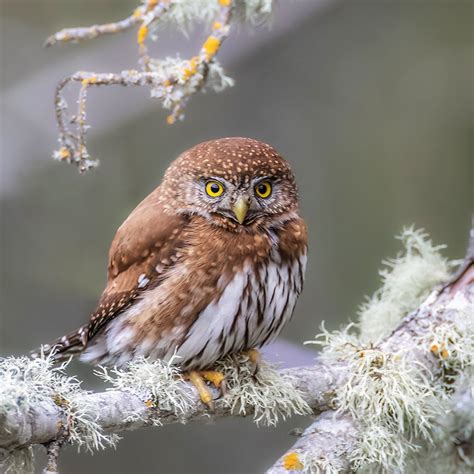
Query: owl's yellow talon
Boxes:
[
  {"xmin": 245, "ymin": 348, "xmax": 261, "ymax": 375},
  {"xmin": 200, "ymin": 370, "xmax": 225, "ymax": 389},
  {"xmin": 246, "ymin": 348, "xmax": 260, "ymax": 365},
  {"xmin": 187, "ymin": 370, "xmax": 215, "ymax": 409}
]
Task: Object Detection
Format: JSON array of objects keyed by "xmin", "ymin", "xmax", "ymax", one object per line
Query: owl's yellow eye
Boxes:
[
  {"xmin": 255, "ymin": 180, "xmax": 272, "ymax": 199},
  {"xmin": 205, "ymin": 180, "xmax": 224, "ymax": 197}
]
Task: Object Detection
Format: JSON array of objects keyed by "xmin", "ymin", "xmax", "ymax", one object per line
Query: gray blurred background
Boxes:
[{"xmin": 1, "ymin": 0, "xmax": 472, "ymax": 472}]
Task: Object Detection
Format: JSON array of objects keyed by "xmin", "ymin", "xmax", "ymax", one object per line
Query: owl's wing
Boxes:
[
  {"xmin": 31, "ymin": 186, "xmax": 188, "ymax": 361},
  {"xmin": 86, "ymin": 186, "xmax": 188, "ymax": 340}
]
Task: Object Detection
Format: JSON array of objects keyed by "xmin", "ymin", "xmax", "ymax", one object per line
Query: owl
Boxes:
[{"xmin": 36, "ymin": 137, "xmax": 307, "ymax": 406}]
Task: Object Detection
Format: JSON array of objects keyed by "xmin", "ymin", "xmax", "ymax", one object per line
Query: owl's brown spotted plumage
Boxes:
[{"xmin": 36, "ymin": 137, "xmax": 308, "ymax": 372}]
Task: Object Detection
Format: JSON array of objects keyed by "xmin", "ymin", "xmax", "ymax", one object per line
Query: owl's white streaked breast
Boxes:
[
  {"xmin": 177, "ymin": 251, "xmax": 306, "ymax": 369},
  {"xmin": 81, "ymin": 250, "xmax": 306, "ymax": 369}
]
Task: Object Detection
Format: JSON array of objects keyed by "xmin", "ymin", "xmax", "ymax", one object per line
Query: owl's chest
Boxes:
[
  {"xmin": 175, "ymin": 249, "xmax": 307, "ymax": 369},
  {"xmin": 83, "ymin": 227, "xmax": 307, "ymax": 369}
]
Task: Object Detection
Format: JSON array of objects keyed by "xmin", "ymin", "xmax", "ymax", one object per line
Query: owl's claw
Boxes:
[
  {"xmin": 201, "ymin": 370, "xmax": 228, "ymax": 401},
  {"xmin": 245, "ymin": 348, "xmax": 261, "ymax": 376},
  {"xmin": 187, "ymin": 370, "xmax": 226, "ymax": 409},
  {"xmin": 188, "ymin": 370, "xmax": 214, "ymax": 409}
]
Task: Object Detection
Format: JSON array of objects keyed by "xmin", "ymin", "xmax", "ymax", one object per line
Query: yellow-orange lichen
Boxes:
[
  {"xmin": 145, "ymin": 399, "xmax": 154, "ymax": 408},
  {"xmin": 283, "ymin": 452, "xmax": 303, "ymax": 471},
  {"xmin": 52, "ymin": 393, "xmax": 70, "ymax": 407},
  {"xmin": 137, "ymin": 25, "xmax": 148, "ymax": 45},
  {"xmin": 219, "ymin": 0, "xmax": 232, "ymax": 6},
  {"xmin": 163, "ymin": 79, "xmax": 172, "ymax": 87},
  {"xmin": 203, "ymin": 36, "xmax": 220, "ymax": 60},
  {"xmin": 166, "ymin": 114, "xmax": 176, "ymax": 125},
  {"xmin": 213, "ymin": 21, "xmax": 223, "ymax": 30},
  {"xmin": 183, "ymin": 56, "xmax": 199, "ymax": 79},
  {"xmin": 57, "ymin": 147, "xmax": 71, "ymax": 160},
  {"xmin": 441, "ymin": 348, "xmax": 449, "ymax": 359},
  {"xmin": 81, "ymin": 76, "xmax": 98, "ymax": 86}
]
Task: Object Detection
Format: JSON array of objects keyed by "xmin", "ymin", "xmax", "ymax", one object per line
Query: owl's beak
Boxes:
[{"xmin": 233, "ymin": 197, "xmax": 250, "ymax": 224}]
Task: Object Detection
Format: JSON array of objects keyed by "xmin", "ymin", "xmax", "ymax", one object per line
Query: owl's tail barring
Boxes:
[{"xmin": 30, "ymin": 325, "xmax": 88, "ymax": 363}]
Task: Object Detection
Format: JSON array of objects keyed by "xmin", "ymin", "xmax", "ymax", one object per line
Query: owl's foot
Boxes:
[
  {"xmin": 245, "ymin": 348, "xmax": 261, "ymax": 375},
  {"xmin": 187, "ymin": 370, "xmax": 226, "ymax": 409}
]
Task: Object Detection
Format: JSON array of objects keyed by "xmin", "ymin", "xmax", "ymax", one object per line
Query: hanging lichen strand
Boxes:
[{"xmin": 47, "ymin": 0, "xmax": 273, "ymax": 172}]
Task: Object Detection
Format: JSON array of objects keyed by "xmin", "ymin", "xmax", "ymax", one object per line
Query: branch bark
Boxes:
[
  {"xmin": 0, "ymin": 360, "xmax": 345, "ymax": 454},
  {"xmin": 267, "ymin": 412, "xmax": 358, "ymax": 473}
]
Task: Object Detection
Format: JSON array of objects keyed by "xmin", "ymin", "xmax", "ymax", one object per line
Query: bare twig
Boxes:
[
  {"xmin": 43, "ymin": 438, "xmax": 64, "ymax": 474},
  {"xmin": 44, "ymin": 1, "xmax": 177, "ymax": 49}
]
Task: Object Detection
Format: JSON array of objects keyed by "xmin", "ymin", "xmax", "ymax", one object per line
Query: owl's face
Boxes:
[
  {"xmin": 191, "ymin": 174, "xmax": 296, "ymax": 225},
  {"xmin": 160, "ymin": 137, "xmax": 299, "ymax": 229}
]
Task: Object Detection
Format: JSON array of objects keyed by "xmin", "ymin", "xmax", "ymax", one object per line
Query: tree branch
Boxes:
[
  {"xmin": 0, "ymin": 360, "xmax": 343, "ymax": 454},
  {"xmin": 267, "ymin": 413, "xmax": 358, "ymax": 473},
  {"xmin": 47, "ymin": 0, "xmax": 246, "ymax": 171},
  {"xmin": 266, "ymin": 222, "xmax": 474, "ymax": 472}
]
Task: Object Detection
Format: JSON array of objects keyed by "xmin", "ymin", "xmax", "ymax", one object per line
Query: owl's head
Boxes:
[{"xmin": 161, "ymin": 137, "xmax": 300, "ymax": 229}]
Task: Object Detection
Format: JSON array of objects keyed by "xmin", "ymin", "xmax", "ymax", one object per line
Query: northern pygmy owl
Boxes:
[{"xmin": 37, "ymin": 137, "xmax": 307, "ymax": 386}]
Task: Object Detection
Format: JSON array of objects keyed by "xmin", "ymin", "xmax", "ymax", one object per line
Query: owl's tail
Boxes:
[{"xmin": 30, "ymin": 325, "xmax": 88, "ymax": 363}]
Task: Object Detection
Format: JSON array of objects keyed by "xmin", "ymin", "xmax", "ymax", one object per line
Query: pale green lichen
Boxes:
[
  {"xmin": 359, "ymin": 227, "xmax": 455, "ymax": 342},
  {"xmin": 95, "ymin": 352, "xmax": 310, "ymax": 427},
  {"xmin": 148, "ymin": 55, "xmax": 234, "ymax": 110},
  {"xmin": 308, "ymin": 332, "xmax": 443, "ymax": 471},
  {"xmin": 298, "ymin": 443, "xmax": 350, "ymax": 474},
  {"xmin": 148, "ymin": 0, "xmax": 272, "ymax": 33},
  {"xmin": 215, "ymin": 353, "xmax": 311, "ymax": 426},
  {"xmin": 425, "ymin": 293, "xmax": 474, "ymax": 385},
  {"xmin": 407, "ymin": 293, "xmax": 474, "ymax": 473},
  {"xmin": 1, "ymin": 350, "xmax": 308, "ymax": 472},
  {"xmin": 307, "ymin": 229, "xmax": 473, "ymax": 473},
  {"xmin": 94, "ymin": 355, "xmax": 194, "ymax": 425},
  {"xmin": 0, "ymin": 354, "xmax": 118, "ymax": 473},
  {"xmin": 342, "ymin": 350, "xmax": 441, "ymax": 472},
  {"xmin": 306, "ymin": 322, "xmax": 360, "ymax": 361},
  {"xmin": 139, "ymin": 0, "xmax": 272, "ymax": 115},
  {"xmin": 297, "ymin": 455, "xmax": 343, "ymax": 474}
]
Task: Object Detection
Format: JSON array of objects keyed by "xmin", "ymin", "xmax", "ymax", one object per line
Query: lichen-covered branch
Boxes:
[
  {"xmin": 48, "ymin": 0, "xmax": 272, "ymax": 171},
  {"xmin": 267, "ymin": 226, "xmax": 474, "ymax": 473},
  {"xmin": 1, "ymin": 227, "xmax": 473, "ymax": 474},
  {"xmin": 0, "ymin": 359, "xmax": 339, "ymax": 456},
  {"xmin": 267, "ymin": 413, "xmax": 358, "ymax": 473}
]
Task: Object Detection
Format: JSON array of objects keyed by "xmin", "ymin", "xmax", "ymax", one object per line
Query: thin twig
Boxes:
[
  {"xmin": 43, "ymin": 438, "xmax": 64, "ymax": 474},
  {"xmin": 44, "ymin": 0, "xmax": 159, "ymax": 47}
]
